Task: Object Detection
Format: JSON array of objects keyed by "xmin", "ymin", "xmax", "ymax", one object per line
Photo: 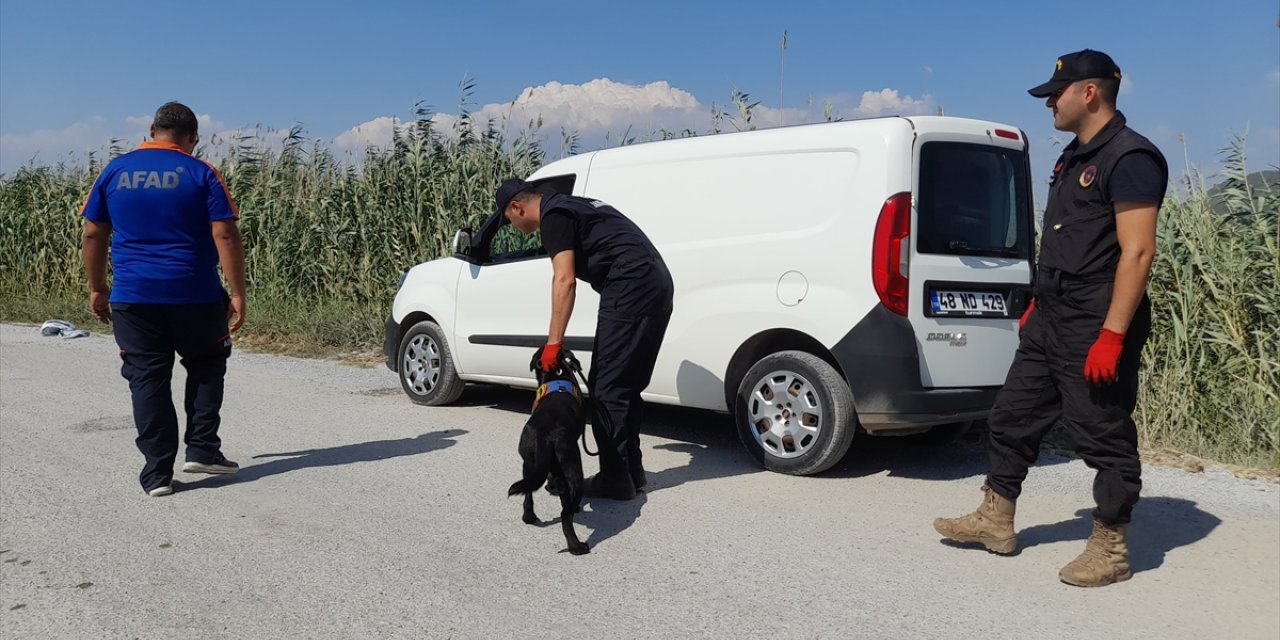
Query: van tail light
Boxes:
[{"xmin": 872, "ymin": 192, "xmax": 912, "ymax": 316}]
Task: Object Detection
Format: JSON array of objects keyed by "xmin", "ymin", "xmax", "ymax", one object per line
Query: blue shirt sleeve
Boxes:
[
  {"xmin": 204, "ymin": 163, "xmax": 239, "ymax": 221},
  {"xmin": 80, "ymin": 170, "xmax": 112, "ymax": 223}
]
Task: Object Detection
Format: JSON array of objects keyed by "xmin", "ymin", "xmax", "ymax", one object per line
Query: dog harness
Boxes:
[{"xmin": 533, "ymin": 379, "xmax": 581, "ymax": 410}]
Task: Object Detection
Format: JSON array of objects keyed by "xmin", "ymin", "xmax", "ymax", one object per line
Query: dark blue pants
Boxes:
[
  {"xmin": 588, "ymin": 260, "xmax": 674, "ymax": 478},
  {"xmin": 590, "ymin": 312, "xmax": 671, "ymax": 476},
  {"xmin": 986, "ymin": 273, "xmax": 1151, "ymax": 524},
  {"xmin": 111, "ymin": 300, "xmax": 231, "ymax": 490}
]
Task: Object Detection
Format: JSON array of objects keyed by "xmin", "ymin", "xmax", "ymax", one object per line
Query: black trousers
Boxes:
[
  {"xmin": 986, "ymin": 272, "xmax": 1151, "ymax": 524},
  {"xmin": 111, "ymin": 300, "xmax": 232, "ymax": 490},
  {"xmin": 588, "ymin": 261, "xmax": 674, "ymax": 477}
]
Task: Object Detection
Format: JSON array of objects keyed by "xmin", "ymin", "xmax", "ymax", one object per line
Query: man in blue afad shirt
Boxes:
[{"xmin": 81, "ymin": 102, "xmax": 248, "ymax": 497}]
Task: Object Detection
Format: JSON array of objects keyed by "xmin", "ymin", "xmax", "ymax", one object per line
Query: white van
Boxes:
[{"xmin": 384, "ymin": 115, "xmax": 1035, "ymax": 475}]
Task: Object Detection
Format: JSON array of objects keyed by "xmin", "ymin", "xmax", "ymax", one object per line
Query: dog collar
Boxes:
[{"xmin": 534, "ymin": 379, "xmax": 581, "ymax": 409}]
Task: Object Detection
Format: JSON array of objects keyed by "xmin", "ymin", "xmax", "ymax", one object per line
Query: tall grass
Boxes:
[
  {"xmin": 0, "ymin": 104, "xmax": 1276, "ymax": 467},
  {"xmin": 1137, "ymin": 136, "xmax": 1279, "ymax": 468}
]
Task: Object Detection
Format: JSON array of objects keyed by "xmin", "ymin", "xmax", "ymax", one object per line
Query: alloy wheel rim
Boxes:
[
  {"xmin": 745, "ymin": 369, "xmax": 823, "ymax": 459},
  {"xmin": 403, "ymin": 334, "xmax": 442, "ymax": 395}
]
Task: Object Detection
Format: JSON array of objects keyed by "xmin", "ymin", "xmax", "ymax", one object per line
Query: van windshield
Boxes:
[{"xmin": 917, "ymin": 142, "xmax": 1031, "ymax": 259}]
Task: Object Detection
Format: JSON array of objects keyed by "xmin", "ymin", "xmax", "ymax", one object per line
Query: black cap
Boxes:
[
  {"xmin": 1028, "ymin": 49, "xmax": 1122, "ymax": 98},
  {"xmin": 493, "ymin": 178, "xmax": 535, "ymax": 216}
]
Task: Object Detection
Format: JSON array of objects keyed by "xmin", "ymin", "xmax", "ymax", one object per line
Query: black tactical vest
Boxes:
[
  {"xmin": 1039, "ymin": 112, "xmax": 1168, "ymax": 278},
  {"xmin": 539, "ymin": 193, "xmax": 667, "ymax": 294}
]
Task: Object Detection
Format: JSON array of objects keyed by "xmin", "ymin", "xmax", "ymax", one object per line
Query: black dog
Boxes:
[{"xmin": 507, "ymin": 347, "xmax": 589, "ymax": 555}]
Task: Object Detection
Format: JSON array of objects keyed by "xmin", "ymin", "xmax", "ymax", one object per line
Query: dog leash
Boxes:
[{"xmin": 562, "ymin": 356, "xmax": 624, "ymax": 458}]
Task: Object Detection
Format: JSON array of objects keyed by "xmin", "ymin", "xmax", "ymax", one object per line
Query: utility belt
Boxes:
[{"xmin": 1035, "ymin": 266, "xmax": 1113, "ymax": 298}]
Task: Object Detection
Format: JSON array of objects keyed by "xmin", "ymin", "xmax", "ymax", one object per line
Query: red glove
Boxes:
[
  {"xmin": 540, "ymin": 342, "xmax": 563, "ymax": 372},
  {"xmin": 1019, "ymin": 298, "xmax": 1036, "ymax": 331},
  {"xmin": 1084, "ymin": 329, "xmax": 1125, "ymax": 384}
]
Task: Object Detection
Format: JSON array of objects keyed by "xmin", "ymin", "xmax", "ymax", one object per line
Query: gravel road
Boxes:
[{"xmin": 2, "ymin": 323, "xmax": 1277, "ymax": 639}]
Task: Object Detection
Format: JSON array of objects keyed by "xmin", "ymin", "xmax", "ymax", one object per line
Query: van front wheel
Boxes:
[
  {"xmin": 398, "ymin": 320, "xmax": 465, "ymax": 406},
  {"xmin": 734, "ymin": 351, "xmax": 856, "ymax": 475}
]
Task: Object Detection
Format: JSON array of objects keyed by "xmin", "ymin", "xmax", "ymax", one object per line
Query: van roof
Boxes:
[{"xmin": 528, "ymin": 115, "xmax": 1025, "ymax": 182}]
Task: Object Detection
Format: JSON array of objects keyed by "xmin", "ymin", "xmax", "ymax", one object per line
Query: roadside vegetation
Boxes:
[
  {"xmin": 1, "ymin": 96, "xmax": 1275, "ymax": 468},
  {"xmin": 1136, "ymin": 136, "xmax": 1279, "ymax": 469}
]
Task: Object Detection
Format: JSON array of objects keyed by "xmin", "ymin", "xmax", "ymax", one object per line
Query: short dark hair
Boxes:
[
  {"xmin": 152, "ymin": 102, "xmax": 198, "ymax": 136},
  {"xmin": 1085, "ymin": 77, "xmax": 1120, "ymax": 106},
  {"xmin": 511, "ymin": 189, "xmax": 539, "ymax": 203}
]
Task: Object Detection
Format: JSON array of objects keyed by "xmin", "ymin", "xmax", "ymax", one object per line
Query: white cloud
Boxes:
[
  {"xmin": 332, "ymin": 116, "xmax": 411, "ymax": 153},
  {"xmin": 3, "ymin": 80, "xmax": 936, "ymax": 171},
  {"xmin": 327, "ymin": 79, "xmax": 710, "ymax": 154},
  {"xmin": 430, "ymin": 78, "xmax": 704, "ymax": 139},
  {"xmin": 125, "ymin": 112, "xmax": 229, "ymax": 135},
  {"xmin": 850, "ymin": 88, "xmax": 933, "ymax": 117},
  {"xmin": 735, "ymin": 104, "xmax": 816, "ymax": 129},
  {"xmin": 422, "ymin": 78, "xmax": 930, "ymax": 142},
  {"xmin": 924, "ymin": 66, "xmax": 934, "ymax": 76},
  {"xmin": 0, "ymin": 117, "xmax": 130, "ymax": 170},
  {"xmin": 1269, "ymin": 69, "xmax": 1280, "ymax": 84},
  {"xmin": 0, "ymin": 112, "xmax": 233, "ymax": 173}
]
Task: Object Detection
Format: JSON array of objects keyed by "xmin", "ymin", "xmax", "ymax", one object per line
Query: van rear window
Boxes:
[{"xmin": 917, "ymin": 142, "xmax": 1031, "ymax": 259}]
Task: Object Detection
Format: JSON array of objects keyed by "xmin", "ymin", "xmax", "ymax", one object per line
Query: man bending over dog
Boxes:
[{"xmin": 496, "ymin": 179, "xmax": 674, "ymax": 501}]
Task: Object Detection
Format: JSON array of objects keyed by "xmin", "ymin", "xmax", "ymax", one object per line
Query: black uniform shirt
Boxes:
[
  {"xmin": 538, "ymin": 193, "xmax": 664, "ymax": 293},
  {"xmin": 538, "ymin": 208, "xmax": 579, "ymax": 263},
  {"xmin": 1109, "ymin": 152, "xmax": 1166, "ymax": 204},
  {"xmin": 1039, "ymin": 112, "xmax": 1168, "ymax": 278}
]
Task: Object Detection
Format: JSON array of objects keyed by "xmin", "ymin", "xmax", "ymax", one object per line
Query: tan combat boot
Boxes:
[
  {"xmin": 1059, "ymin": 520, "xmax": 1132, "ymax": 587},
  {"xmin": 932, "ymin": 484, "xmax": 1018, "ymax": 554}
]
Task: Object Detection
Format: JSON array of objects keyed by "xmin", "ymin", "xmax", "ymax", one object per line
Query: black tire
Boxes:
[
  {"xmin": 734, "ymin": 350, "xmax": 857, "ymax": 475},
  {"xmin": 397, "ymin": 320, "xmax": 465, "ymax": 406}
]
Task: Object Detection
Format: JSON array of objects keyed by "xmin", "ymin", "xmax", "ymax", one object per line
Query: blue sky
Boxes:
[{"xmin": 2, "ymin": 0, "xmax": 1277, "ymax": 200}]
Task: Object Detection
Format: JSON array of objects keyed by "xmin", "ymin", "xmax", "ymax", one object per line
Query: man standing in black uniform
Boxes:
[
  {"xmin": 496, "ymin": 179, "xmax": 674, "ymax": 501},
  {"xmin": 933, "ymin": 50, "xmax": 1167, "ymax": 587}
]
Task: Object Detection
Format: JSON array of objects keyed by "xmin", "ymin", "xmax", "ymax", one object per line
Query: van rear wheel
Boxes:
[{"xmin": 734, "ymin": 351, "xmax": 856, "ymax": 475}]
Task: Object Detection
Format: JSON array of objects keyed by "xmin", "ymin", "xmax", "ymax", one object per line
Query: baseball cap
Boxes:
[
  {"xmin": 1028, "ymin": 49, "xmax": 1122, "ymax": 98},
  {"xmin": 493, "ymin": 178, "xmax": 535, "ymax": 216}
]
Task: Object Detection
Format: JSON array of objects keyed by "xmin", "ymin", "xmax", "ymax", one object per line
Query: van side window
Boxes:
[
  {"xmin": 489, "ymin": 224, "xmax": 543, "ymax": 262},
  {"xmin": 917, "ymin": 143, "xmax": 1030, "ymax": 259}
]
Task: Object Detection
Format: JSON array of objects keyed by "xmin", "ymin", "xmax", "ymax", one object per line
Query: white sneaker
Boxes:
[
  {"xmin": 147, "ymin": 485, "xmax": 174, "ymax": 497},
  {"xmin": 182, "ymin": 457, "xmax": 239, "ymax": 475}
]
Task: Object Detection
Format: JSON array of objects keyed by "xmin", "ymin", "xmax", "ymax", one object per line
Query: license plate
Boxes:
[{"xmin": 930, "ymin": 289, "xmax": 1008, "ymax": 317}]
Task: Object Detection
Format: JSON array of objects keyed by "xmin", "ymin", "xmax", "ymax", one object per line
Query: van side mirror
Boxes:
[{"xmin": 452, "ymin": 229, "xmax": 472, "ymax": 256}]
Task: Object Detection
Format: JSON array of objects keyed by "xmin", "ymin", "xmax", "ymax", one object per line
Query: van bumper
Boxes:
[
  {"xmin": 856, "ymin": 395, "xmax": 997, "ymax": 432},
  {"xmin": 831, "ymin": 305, "xmax": 999, "ymax": 431},
  {"xmin": 383, "ymin": 314, "xmax": 399, "ymax": 372}
]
